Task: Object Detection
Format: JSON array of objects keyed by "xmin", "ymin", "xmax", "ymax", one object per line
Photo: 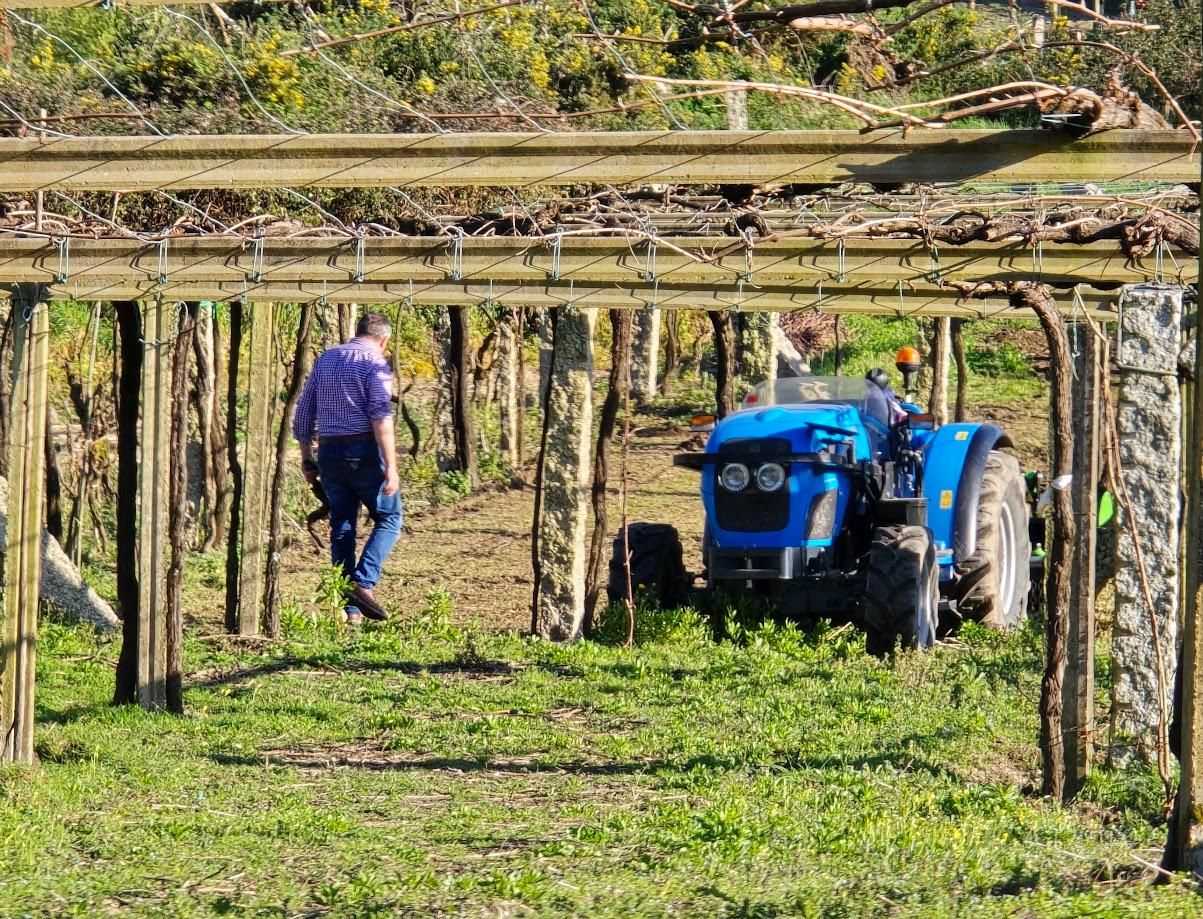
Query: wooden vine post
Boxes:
[
  {"xmin": 1171, "ymin": 99, "xmax": 1203, "ymax": 872},
  {"xmin": 1064, "ymin": 323, "xmax": 1101, "ymax": 799},
  {"xmin": 135, "ymin": 298, "xmax": 173, "ymax": 710},
  {"xmin": 234, "ymin": 303, "xmax": 278, "ymax": 636},
  {"xmin": 165, "ymin": 303, "xmax": 198, "ymax": 714},
  {"xmin": 113, "ymin": 302, "xmax": 143, "ymax": 705},
  {"xmin": 0, "ymin": 286, "xmax": 48, "ymax": 763},
  {"xmin": 584, "ymin": 310, "xmax": 632, "ymax": 629},
  {"xmin": 223, "ymin": 301, "xmax": 244, "ymax": 633}
]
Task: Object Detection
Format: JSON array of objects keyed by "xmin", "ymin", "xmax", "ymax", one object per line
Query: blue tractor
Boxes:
[{"xmin": 612, "ymin": 350, "xmax": 1031, "ymax": 652}]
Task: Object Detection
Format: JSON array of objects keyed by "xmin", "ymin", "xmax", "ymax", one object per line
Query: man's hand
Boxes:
[
  {"xmin": 382, "ymin": 465, "xmax": 400, "ymax": 497},
  {"xmin": 301, "ymin": 457, "xmax": 320, "ymax": 485},
  {"xmin": 372, "ymin": 415, "xmax": 401, "ymax": 497}
]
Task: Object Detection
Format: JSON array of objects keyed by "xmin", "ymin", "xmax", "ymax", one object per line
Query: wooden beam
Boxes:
[
  {"xmin": 236, "ymin": 303, "xmax": 276, "ymax": 636},
  {"xmin": 7, "ymin": 277, "xmax": 1119, "ymax": 317},
  {"xmin": 0, "ymin": 236, "xmax": 1175, "ymax": 290},
  {"xmin": 136, "ymin": 297, "xmax": 171, "ymax": 710},
  {"xmin": 1064, "ymin": 324, "xmax": 1101, "ymax": 799},
  {"xmin": 0, "ymin": 130, "xmax": 1194, "ymax": 191},
  {"xmin": 0, "ymin": 287, "xmax": 47, "ymax": 764}
]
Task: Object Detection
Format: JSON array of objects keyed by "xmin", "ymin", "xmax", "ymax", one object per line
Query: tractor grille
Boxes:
[{"xmin": 714, "ymin": 438, "xmax": 790, "ymax": 532}]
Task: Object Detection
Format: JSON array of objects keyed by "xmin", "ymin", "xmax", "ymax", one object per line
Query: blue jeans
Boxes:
[{"xmin": 316, "ymin": 439, "xmax": 402, "ymax": 605}]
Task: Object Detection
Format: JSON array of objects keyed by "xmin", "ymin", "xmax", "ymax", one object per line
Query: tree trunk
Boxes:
[
  {"xmin": 264, "ymin": 303, "xmax": 316, "ymax": 638},
  {"xmin": 166, "ymin": 303, "xmax": 197, "ymax": 714},
  {"xmin": 192, "ymin": 305, "xmax": 220, "ymax": 551},
  {"xmin": 708, "ymin": 311, "xmax": 737, "ymax": 418},
  {"xmin": 112, "ymin": 301, "xmax": 143, "ymax": 705},
  {"xmin": 43, "ymin": 403, "xmax": 63, "ymax": 541},
  {"xmin": 952, "ymin": 318, "xmax": 969, "ymax": 422},
  {"xmin": 337, "ymin": 303, "xmax": 355, "ymax": 342},
  {"xmin": 449, "ymin": 306, "xmax": 478, "ymax": 488},
  {"xmin": 431, "ymin": 310, "xmax": 457, "ymax": 469},
  {"xmin": 585, "ymin": 311, "xmax": 632, "ymax": 629},
  {"xmin": 65, "ymin": 303, "xmax": 102, "ymax": 565},
  {"xmin": 224, "ymin": 300, "xmax": 245, "ymax": 634},
  {"xmin": 1020, "ymin": 284, "xmax": 1075, "ymax": 801},
  {"xmin": 497, "ymin": 308, "xmax": 521, "ymax": 469},
  {"xmin": 660, "ymin": 310, "xmax": 680, "ymax": 397}
]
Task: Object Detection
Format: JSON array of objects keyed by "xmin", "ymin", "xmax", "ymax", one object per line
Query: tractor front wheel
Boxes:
[
  {"xmin": 955, "ymin": 451, "xmax": 1031, "ymax": 630},
  {"xmin": 861, "ymin": 525, "xmax": 939, "ymax": 655}
]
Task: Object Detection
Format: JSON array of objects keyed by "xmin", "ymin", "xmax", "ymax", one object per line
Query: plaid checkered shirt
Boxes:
[{"xmin": 293, "ymin": 338, "xmax": 394, "ymax": 441}]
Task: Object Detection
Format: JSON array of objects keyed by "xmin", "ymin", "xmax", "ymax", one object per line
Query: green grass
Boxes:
[{"xmin": 1, "ymin": 610, "xmax": 1192, "ymax": 917}]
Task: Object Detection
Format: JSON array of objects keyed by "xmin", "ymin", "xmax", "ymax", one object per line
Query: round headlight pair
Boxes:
[
  {"xmin": 719, "ymin": 462, "xmax": 750, "ymax": 492},
  {"xmin": 718, "ymin": 462, "xmax": 785, "ymax": 493},
  {"xmin": 755, "ymin": 462, "xmax": 786, "ymax": 492}
]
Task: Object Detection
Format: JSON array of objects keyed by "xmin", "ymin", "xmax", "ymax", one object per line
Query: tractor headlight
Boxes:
[
  {"xmin": 718, "ymin": 463, "xmax": 750, "ymax": 492},
  {"xmin": 755, "ymin": 462, "xmax": 786, "ymax": 492},
  {"xmin": 806, "ymin": 489, "xmax": 838, "ymax": 540}
]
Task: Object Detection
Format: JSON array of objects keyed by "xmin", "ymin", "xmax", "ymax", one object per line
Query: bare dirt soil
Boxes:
[{"xmin": 261, "ymin": 397, "xmax": 1044, "ymax": 633}]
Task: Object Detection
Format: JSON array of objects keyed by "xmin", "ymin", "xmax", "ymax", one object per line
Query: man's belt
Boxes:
[{"xmin": 318, "ymin": 431, "xmax": 375, "ymax": 444}]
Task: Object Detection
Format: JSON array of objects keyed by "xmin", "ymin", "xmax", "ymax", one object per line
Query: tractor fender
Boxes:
[{"xmin": 921, "ymin": 423, "xmax": 1012, "ymax": 561}]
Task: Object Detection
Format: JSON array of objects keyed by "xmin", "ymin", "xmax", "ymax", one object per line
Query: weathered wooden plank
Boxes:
[
  {"xmin": 9, "ymin": 277, "xmax": 1120, "ymax": 317},
  {"xmin": 236, "ymin": 303, "xmax": 276, "ymax": 636},
  {"xmin": 0, "ymin": 130, "xmax": 1194, "ymax": 191},
  {"xmin": 0, "ymin": 236, "xmax": 1176, "ymax": 290},
  {"xmin": 0, "ymin": 287, "xmax": 47, "ymax": 764},
  {"xmin": 1064, "ymin": 326, "xmax": 1101, "ymax": 798},
  {"xmin": 136, "ymin": 298, "xmax": 171, "ymax": 710}
]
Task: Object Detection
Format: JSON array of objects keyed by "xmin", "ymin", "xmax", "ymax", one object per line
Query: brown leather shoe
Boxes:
[{"xmin": 347, "ymin": 584, "xmax": 389, "ymax": 621}]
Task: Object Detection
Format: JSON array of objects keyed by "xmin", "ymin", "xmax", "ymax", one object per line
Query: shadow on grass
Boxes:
[
  {"xmin": 186, "ymin": 656, "xmax": 524, "ymax": 690},
  {"xmin": 207, "ymin": 729, "xmax": 964, "ymax": 782},
  {"xmin": 208, "ymin": 749, "xmax": 749, "ymax": 776}
]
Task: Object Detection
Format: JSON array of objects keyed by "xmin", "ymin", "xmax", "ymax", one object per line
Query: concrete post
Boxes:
[
  {"xmin": 630, "ymin": 306, "xmax": 660, "ymax": 404},
  {"xmin": 431, "ymin": 308, "xmax": 456, "ymax": 470},
  {"xmin": 1112, "ymin": 284, "xmax": 1184, "ymax": 764},
  {"xmin": 497, "ymin": 309, "xmax": 521, "ymax": 467},
  {"xmin": 740, "ymin": 312, "xmax": 778, "ymax": 386},
  {"xmin": 533, "ymin": 307, "xmax": 596, "ymax": 641}
]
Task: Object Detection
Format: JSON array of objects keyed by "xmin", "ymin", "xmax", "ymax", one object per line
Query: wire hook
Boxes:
[
  {"xmin": 354, "ymin": 234, "xmax": 366, "ymax": 284},
  {"xmin": 548, "ymin": 226, "xmax": 564, "ymax": 282},
  {"xmin": 156, "ymin": 237, "xmax": 169, "ymax": 287},
  {"xmin": 448, "ymin": 227, "xmax": 465, "ymax": 281},
  {"xmin": 54, "ymin": 236, "xmax": 70, "ymax": 285}
]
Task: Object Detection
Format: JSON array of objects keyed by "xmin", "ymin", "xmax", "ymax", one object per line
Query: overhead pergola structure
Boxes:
[
  {"xmin": 0, "ymin": 128, "xmax": 1199, "ymax": 860},
  {"xmin": 0, "ymin": 235, "xmax": 1176, "ymax": 316}
]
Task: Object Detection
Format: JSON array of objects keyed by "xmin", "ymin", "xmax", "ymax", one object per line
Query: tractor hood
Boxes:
[{"xmin": 709, "ymin": 403, "xmax": 873, "ymax": 460}]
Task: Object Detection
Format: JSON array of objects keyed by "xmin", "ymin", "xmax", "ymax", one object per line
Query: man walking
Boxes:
[{"xmin": 293, "ymin": 311, "xmax": 401, "ymax": 623}]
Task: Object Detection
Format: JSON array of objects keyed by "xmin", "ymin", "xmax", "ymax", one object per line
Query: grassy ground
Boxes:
[
  {"xmin": 7, "ymin": 321, "xmax": 1183, "ymax": 916},
  {"xmin": 4, "ymin": 615, "xmax": 1193, "ymax": 917}
]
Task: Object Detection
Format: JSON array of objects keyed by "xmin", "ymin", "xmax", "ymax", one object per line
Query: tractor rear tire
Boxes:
[
  {"xmin": 861, "ymin": 525, "xmax": 939, "ymax": 655},
  {"xmin": 955, "ymin": 451, "xmax": 1031, "ymax": 630},
  {"xmin": 607, "ymin": 523, "xmax": 691, "ymax": 609}
]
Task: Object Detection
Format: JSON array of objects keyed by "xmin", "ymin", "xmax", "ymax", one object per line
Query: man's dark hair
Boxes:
[{"xmin": 356, "ymin": 311, "xmax": 392, "ymax": 340}]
